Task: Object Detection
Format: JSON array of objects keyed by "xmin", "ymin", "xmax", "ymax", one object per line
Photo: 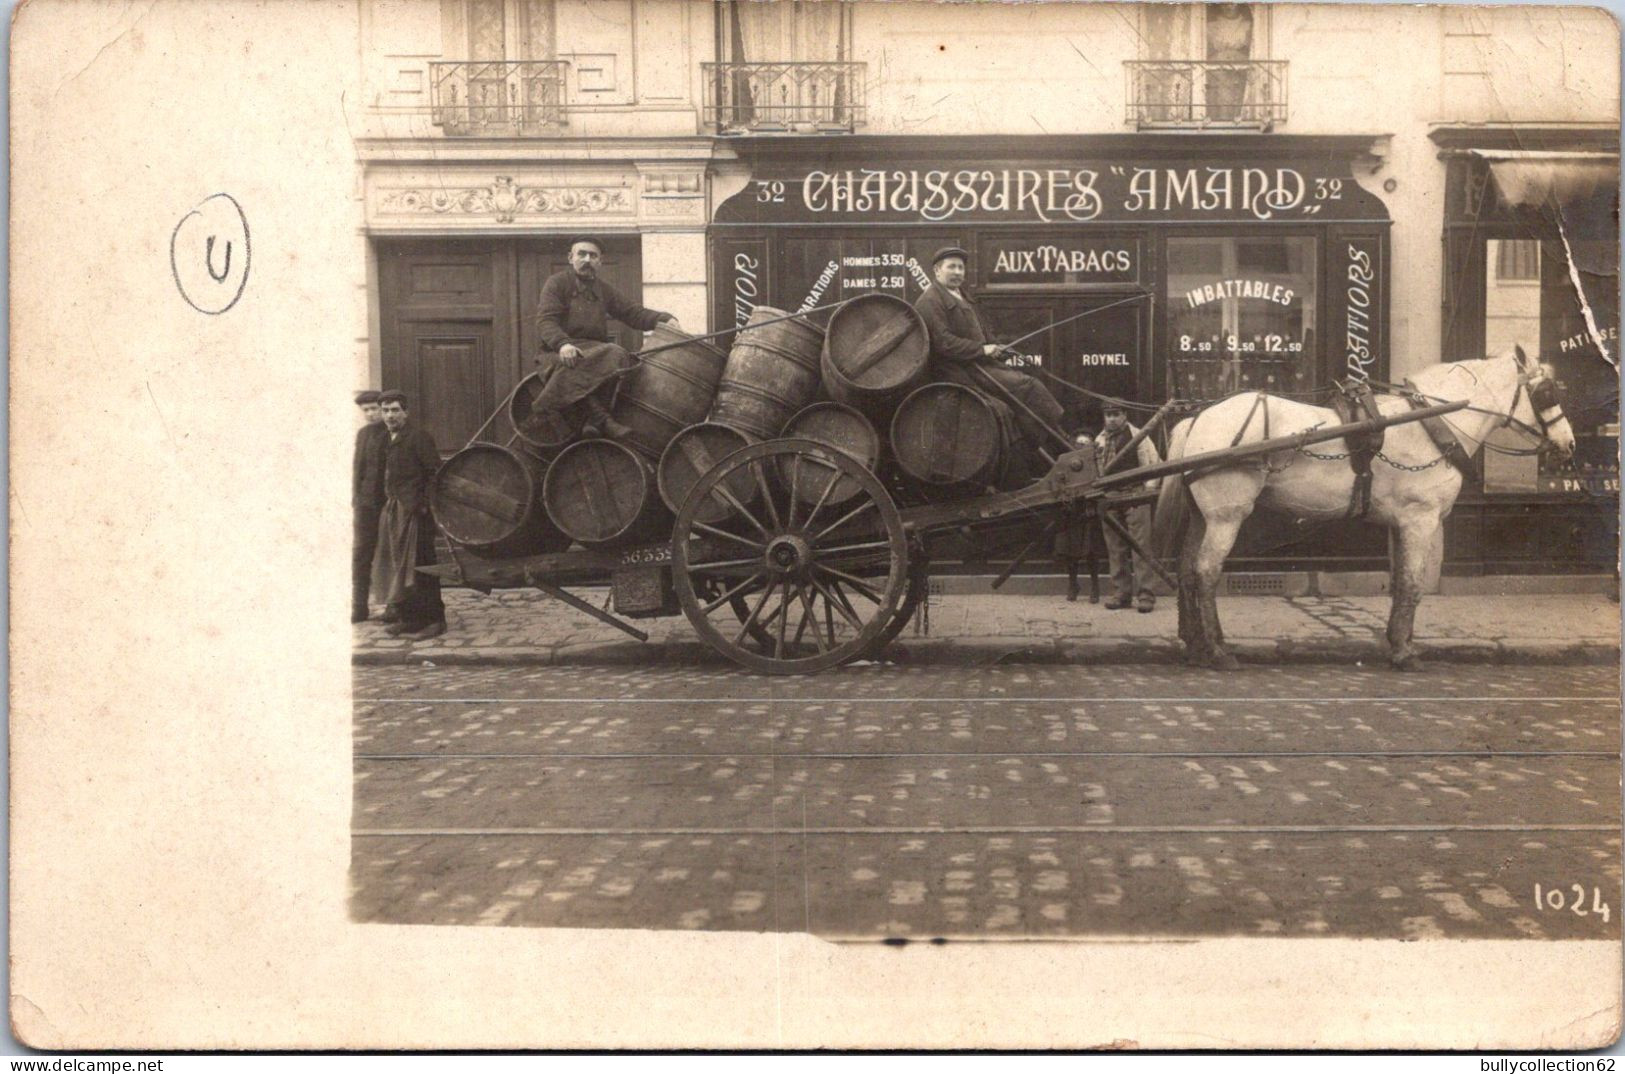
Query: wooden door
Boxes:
[
  {"xmin": 398, "ymin": 322, "xmax": 494, "ymax": 450},
  {"xmin": 378, "ymin": 241, "xmax": 515, "ymax": 453}
]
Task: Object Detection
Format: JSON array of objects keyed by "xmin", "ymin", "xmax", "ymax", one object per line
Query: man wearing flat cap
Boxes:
[
  {"xmin": 370, "ymin": 390, "xmax": 446, "ymax": 640},
  {"xmin": 352, "ymin": 390, "xmax": 389, "ymax": 623},
  {"xmin": 529, "ymin": 237, "xmax": 680, "ymax": 441},
  {"xmin": 1094, "ymin": 401, "xmax": 1161, "ymax": 614},
  {"xmin": 914, "ymin": 246, "xmax": 1065, "ymax": 465}
]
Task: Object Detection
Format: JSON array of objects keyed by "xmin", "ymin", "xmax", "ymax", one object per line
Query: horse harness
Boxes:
[
  {"xmin": 1396, "ymin": 380, "xmax": 1476, "ymax": 478},
  {"xmin": 1328, "ymin": 380, "xmax": 1389, "ymax": 519},
  {"xmin": 1204, "ymin": 362, "xmax": 1558, "ymax": 521},
  {"xmin": 1322, "ymin": 380, "xmax": 1476, "ymax": 520}
]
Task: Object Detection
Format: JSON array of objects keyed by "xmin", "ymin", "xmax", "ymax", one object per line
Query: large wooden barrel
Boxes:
[
  {"xmin": 611, "ymin": 324, "xmax": 728, "ymax": 458},
  {"xmin": 432, "ymin": 442, "xmax": 570, "ymax": 559},
  {"xmin": 542, "ymin": 439, "xmax": 670, "ymax": 549},
  {"xmin": 821, "ymin": 293, "xmax": 930, "ymax": 413},
  {"xmin": 709, "ymin": 306, "xmax": 825, "ymax": 439},
  {"xmin": 509, "ymin": 371, "xmax": 575, "ymax": 455},
  {"xmin": 780, "ymin": 402, "xmax": 881, "ymax": 508},
  {"xmin": 890, "ymin": 382, "xmax": 1017, "ymax": 491},
  {"xmin": 657, "ymin": 422, "xmax": 756, "ymax": 524}
]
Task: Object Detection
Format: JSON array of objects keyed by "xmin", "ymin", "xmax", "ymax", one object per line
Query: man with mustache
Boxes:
[{"xmin": 528, "ymin": 237, "xmax": 679, "ymax": 441}]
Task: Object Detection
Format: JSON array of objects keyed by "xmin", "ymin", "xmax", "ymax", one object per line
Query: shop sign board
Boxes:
[
  {"xmin": 980, "ymin": 235, "xmax": 1140, "ymax": 286},
  {"xmin": 1329, "ymin": 229, "xmax": 1387, "ymax": 385},
  {"xmin": 716, "ymin": 160, "xmax": 1389, "ymax": 226}
]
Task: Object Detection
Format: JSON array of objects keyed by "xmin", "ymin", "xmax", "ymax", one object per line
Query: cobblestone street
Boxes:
[{"xmin": 353, "ymin": 663, "xmax": 1622, "ymax": 940}]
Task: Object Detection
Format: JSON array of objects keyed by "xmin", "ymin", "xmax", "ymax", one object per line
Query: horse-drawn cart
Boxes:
[{"xmin": 430, "ymin": 399, "xmax": 1468, "ymax": 675}]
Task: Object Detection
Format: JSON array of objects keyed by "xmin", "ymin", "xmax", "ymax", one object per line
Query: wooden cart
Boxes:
[{"xmin": 431, "ymin": 400, "xmax": 1468, "ymax": 675}]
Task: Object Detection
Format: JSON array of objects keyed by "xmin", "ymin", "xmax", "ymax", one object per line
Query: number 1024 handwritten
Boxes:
[{"xmin": 1533, "ymin": 883, "xmax": 1612, "ymax": 921}]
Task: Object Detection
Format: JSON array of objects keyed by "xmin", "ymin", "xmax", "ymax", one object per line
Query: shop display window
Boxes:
[
  {"xmin": 1480, "ymin": 236, "xmax": 1620, "ymax": 494},
  {"xmin": 1165, "ymin": 235, "xmax": 1318, "ymax": 400}
]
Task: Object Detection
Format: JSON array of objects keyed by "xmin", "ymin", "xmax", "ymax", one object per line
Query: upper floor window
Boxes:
[
  {"xmin": 1127, "ymin": 3, "xmax": 1285, "ymax": 129},
  {"xmin": 446, "ymin": 0, "xmax": 553, "ymax": 63},
  {"xmin": 432, "ymin": 0, "xmax": 565, "ymax": 135},
  {"xmin": 722, "ymin": 0, "xmax": 847, "ymax": 64},
  {"xmin": 706, "ymin": 2, "xmax": 862, "ymax": 133}
]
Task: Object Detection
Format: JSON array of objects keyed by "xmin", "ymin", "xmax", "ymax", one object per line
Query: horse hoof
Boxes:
[
  {"xmin": 1390, "ymin": 655, "xmax": 1427, "ymax": 672},
  {"xmin": 1207, "ymin": 651, "xmax": 1241, "ymax": 672}
]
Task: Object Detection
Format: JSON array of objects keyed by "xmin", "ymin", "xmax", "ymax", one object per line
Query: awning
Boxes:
[{"xmin": 1470, "ymin": 149, "xmax": 1618, "ymax": 210}]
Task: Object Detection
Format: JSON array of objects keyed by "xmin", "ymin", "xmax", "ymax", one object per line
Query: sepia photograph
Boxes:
[
  {"xmin": 10, "ymin": 0, "xmax": 1623, "ymax": 1051},
  {"xmin": 349, "ymin": 0, "xmax": 1620, "ymax": 943}
]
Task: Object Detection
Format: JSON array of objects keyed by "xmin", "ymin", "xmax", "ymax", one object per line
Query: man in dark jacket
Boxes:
[
  {"xmin": 352, "ymin": 390, "xmax": 389, "ymax": 623},
  {"xmin": 528, "ymin": 236, "xmax": 679, "ymax": 440},
  {"xmin": 913, "ymin": 246, "xmax": 1065, "ymax": 461},
  {"xmin": 370, "ymin": 390, "xmax": 445, "ymax": 640}
]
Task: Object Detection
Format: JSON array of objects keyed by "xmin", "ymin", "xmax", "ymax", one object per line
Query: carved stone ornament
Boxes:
[
  {"xmin": 378, "ymin": 176, "xmax": 634, "ymax": 223},
  {"xmin": 642, "ymin": 171, "xmax": 703, "ymax": 196}
]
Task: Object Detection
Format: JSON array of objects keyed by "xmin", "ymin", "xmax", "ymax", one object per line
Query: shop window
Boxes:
[
  {"xmin": 1166, "ymin": 235, "xmax": 1318, "ymax": 400},
  {"xmin": 432, "ymin": 0, "xmax": 563, "ymax": 134},
  {"xmin": 1439, "ymin": 142, "xmax": 1618, "ymax": 499},
  {"xmin": 1480, "ymin": 236, "xmax": 1620, "ymax": 494}
]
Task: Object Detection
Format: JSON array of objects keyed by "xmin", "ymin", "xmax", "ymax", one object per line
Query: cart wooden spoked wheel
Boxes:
[
  {"xmin": 868, "ymin": 565, "xmax": 929, "ymax": 656},
  {"xmin": 673, "ymin": 438, "xmax": 909, "ymax": 674}
]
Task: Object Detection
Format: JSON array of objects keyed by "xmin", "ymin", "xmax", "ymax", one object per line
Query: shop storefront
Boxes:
[
  {"xmin": 1435, "ymin": 128, "xmax": 1620, "ymax": 574},
  {"xmin": 711, "ymin": 134, "xmax": 1395, "ymax": 568},
  {"xmin": 359, "ymin": 146, "xmax": 714, "ymax": 453}
]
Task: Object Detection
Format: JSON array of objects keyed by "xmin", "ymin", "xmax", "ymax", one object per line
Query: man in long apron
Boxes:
[
  {"xmin": 371, "ymin": 390, "xmax": 446, "ymax": 640},
  {"xmin": 352, "ymin": 390, "xmax": 388, "ymax": 623},
  {"xmin": 528, "ymin": 236, "xmax": 680, "ymax": 440},
  {"xmin": 913, "ymin": 246, "xmax": 1065, "ymax": 465}
]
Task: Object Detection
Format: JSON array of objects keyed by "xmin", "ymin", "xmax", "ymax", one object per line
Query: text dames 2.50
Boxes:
[{"xmin": 761, "ymin": 167, "xmax": 1343, "ymax": 223}]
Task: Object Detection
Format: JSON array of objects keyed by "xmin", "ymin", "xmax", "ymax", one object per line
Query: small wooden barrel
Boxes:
[
  {"xmin": 780, "ymin": 401, "xmax": 881, "ymax": 508},
  {"xmin": 612, "ymin": 324, "xmax": 729, "ymax": 459},
  {"xmin": 543, "ymin": 439, "xmax": 670, "ymax": 549},
  {"xmin": 509, "ymin": 371, "xmax": 575, "ymax": 455},
  {"xmin": 657, "ymin": 422, "xmax": 757, "ymax": 524},
  {"xmin": 432, "ymin": 442, "xmax": 570, "ymax": 559},
  {"xmin": 890, "ymin": 382, "xmax": 1015, "ymax": 491},
  {"xmin": 709, "ymin": 306, "xmax": 825, "ymax": 439},
  {"xmin": 821, "ymin": 293, "xmax": 930, "ymax": 413}
]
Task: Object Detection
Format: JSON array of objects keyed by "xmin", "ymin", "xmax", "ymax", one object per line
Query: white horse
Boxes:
[{"xmin": 1153, "ymin": 346, "xmax": 1576, "ymax": 670}]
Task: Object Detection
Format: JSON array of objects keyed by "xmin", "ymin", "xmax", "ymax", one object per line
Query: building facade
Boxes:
[{"xmin": 354, "ymin": 0, "xmax": 1620, "ymax": 574}]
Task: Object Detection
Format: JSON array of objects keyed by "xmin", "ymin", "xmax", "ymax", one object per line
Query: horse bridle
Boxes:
[
  {"xmin": 1392, "ymin": 363, "xmax": 1562, "ymax": 449},
  {"xmin": 1495, "ymin": 364, "xmax": 1565, "ymax": 446}
]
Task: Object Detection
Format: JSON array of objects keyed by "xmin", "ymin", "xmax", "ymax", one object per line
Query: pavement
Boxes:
[
  {"xmin": 352, "ymin": 663, "xmax": 1622, "ymax": 939},
  {"xmin": 354, "ymin": 586, "xmax": 1622, "ymax": 668}
]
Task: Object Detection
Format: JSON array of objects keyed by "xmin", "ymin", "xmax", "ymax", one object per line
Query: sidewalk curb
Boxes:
[{"xmin": 353, "ymin": 638, "xmax": 1622, "ymax": 669}]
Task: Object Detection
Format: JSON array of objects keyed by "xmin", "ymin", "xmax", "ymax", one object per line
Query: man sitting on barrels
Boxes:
[
  {"xmin": 914, "ymin": 246, "xmax": 1066, "ymax": 467},
  {"xmin": 529, "ymin": 236, "xmax": 681, "ymax": 442}
]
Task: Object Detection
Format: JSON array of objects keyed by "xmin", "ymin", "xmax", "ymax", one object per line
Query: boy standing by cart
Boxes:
[{"xmin": 1095, "ymin": 402, "xmax": 1161, "ymax": 613}]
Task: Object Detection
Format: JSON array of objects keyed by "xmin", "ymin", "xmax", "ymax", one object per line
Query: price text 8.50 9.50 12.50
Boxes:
[{"xmin": 1178, "ymin": 334, "xmax": 1305, "ymax": 355}]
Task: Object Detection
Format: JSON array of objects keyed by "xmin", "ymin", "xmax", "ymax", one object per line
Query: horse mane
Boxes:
[{"xmin": 1403, "ymin": 348, "xmax": 1520, "ymax": 399}]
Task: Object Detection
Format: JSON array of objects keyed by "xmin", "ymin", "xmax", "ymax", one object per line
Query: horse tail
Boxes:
[{"xmin": 1152, "ymin": 417, "xmax": 1195, "ymax": 566}]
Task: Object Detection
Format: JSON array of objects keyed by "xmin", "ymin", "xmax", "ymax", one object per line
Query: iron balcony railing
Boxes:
[
  {"xmin": 1125, "ymin": 60, "xmax": 1288, "ymax": 130},
  {"xmin": 702, "ymin": 62, "xmax": 866, "ymax": 134},
  {"xmin": 430, "ymin": 60, "xmax": 569, "ymax": 135}
]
